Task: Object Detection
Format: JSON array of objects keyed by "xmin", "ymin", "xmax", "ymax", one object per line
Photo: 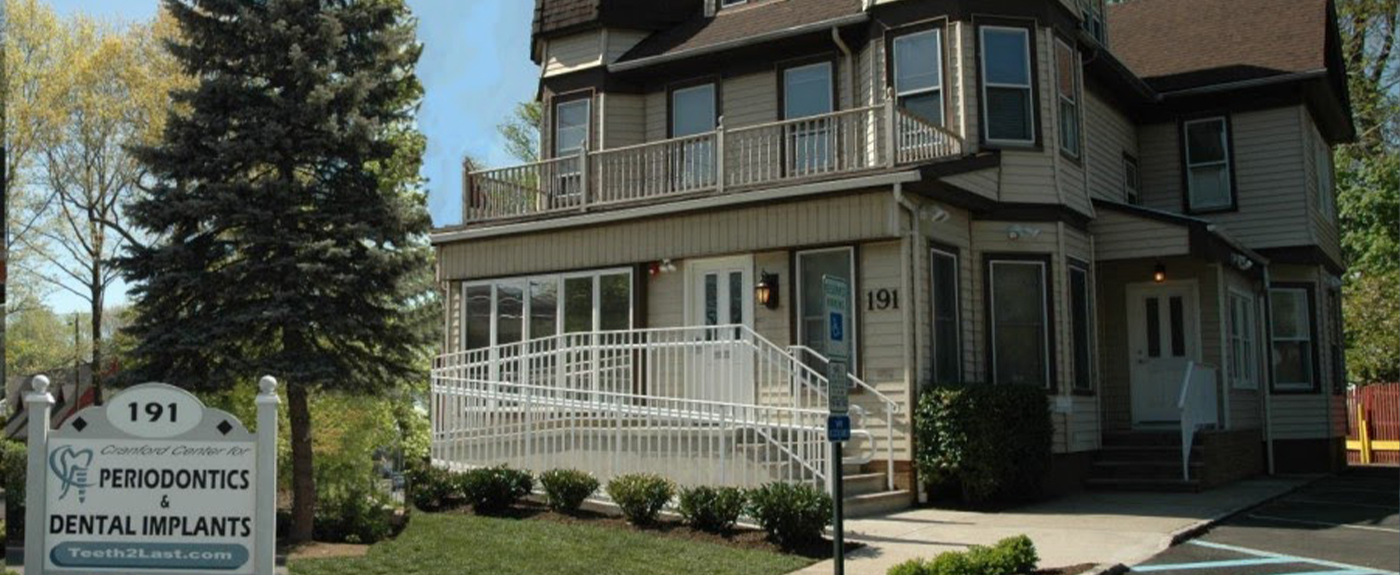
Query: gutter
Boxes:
[
  {"xmin": 892, "ymin": 184, "xmax": 919, "ymax": 502},
  {"xmin": 433, "ymin": 170, "xmax": 922, "ymax": 244},
  {"xmin": 1261, "ymin": 265, "xmax": 1276, "ymax": 475},
  {"xmin": 608, "ymin": 13, "xmax": 868, "ymax": 72},
  {"xmin": 1157, "ymin": 69, "xmax": 1329, "ymax": 98}
]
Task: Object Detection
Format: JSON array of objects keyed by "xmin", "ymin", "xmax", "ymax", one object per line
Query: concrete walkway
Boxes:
[{"xmin": 796, "ymin": 476, "xmax": 1315, "ymax": 575}]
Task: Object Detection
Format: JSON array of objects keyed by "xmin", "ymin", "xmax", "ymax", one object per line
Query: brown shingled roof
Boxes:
[
  {"xmin": 618, "ymin": 0, "xmax": 864, "ymax": 63},
  {"xmin": 1107, "ymin": 0, "xmax": 1330, "ymax": 93}
]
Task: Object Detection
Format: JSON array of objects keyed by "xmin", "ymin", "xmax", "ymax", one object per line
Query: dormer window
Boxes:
[
  {"xmin": 1182, "ymin": 116, "xmax": 1235, "ymax": 212},
  {"xmin": 892, "ymin": 27, "xmax": 944, "ymax": 126}
]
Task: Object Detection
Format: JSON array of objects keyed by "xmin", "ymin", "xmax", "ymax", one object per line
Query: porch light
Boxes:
[
  {"xmin": 756, "ymin": 271, "xmax": 780, "ymax": 309},
  {"xmin": 1153, "ymin": 261, "xmax": 1167, "ymax": 283}
]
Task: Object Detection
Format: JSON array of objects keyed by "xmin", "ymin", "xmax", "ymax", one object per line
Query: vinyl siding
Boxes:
[
  {"xmin": 1222, "ymin": 269, "xmax": 1265, "ymax": 431},
  {"xmin": 1089, "ymin": 209, "xmax": 1191, "ymax": 261},
  {"xmin": 1267, "ymin": 264, "xmax": 1344, "ymax": 439},
  {"xmin": 914, "ymin": 202, "xmax": 974, "ymax": 387},
  {"xmin": 1138, "ymin": 107, "xmax": 1312, "ymax": 251},
  {"xmin": 604, "ymin": 29, "xmax": 649, "ymax": 64},
  {"xmin": 940, "ymin": 167, "xmax": 1000, "ymax": 201},
  {"xmin": 1084, "ymin": 89, "xmax": 1138, "ymax": 202},
  {"xmin": 438, "ymin": 190, "xmax": 898, "ymax": 280},
  {"xmin": 543, "ymin": 31, "xmax": 603, "ymax": 77},
  {"xmin": 603, "ymin": 93, "xmax": 646, "ymax": 148},
  {"xmin": 992, "ymin": 28, "xmax": 1059, "ymax": 205},
  {"xmin": 859, "ymin": 241, "xmax": 913, "ymax": 460},
  {"xmin": 1302, "ymin": 108, "xmax": 1344, "ymax": 266},
  {"xmin": 723, "ymin": 72, "xmax": 778, "ymax": 129}
]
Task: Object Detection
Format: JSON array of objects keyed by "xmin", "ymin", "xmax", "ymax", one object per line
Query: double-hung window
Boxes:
[
  {"xmin": 1228, "ymin": 291, "xmax": 1258, "ymax": 389},
  {"xmin": 1183, "ymin": 117, "xmax": 1233, "ymax": 211},
  {"xmin": 930, "ymin": 248, "xmax": 960, "ymax": 384},
  {"xmin": 1055, "ymin": 39, "xmax": 1080, "ymax": 158},
  {"xmin": 783, "ymin": 62, "xmax": 835, "ymax": 174},
  {"xmin": 1315, "ymin": 138, "xmax": 1336, "ymax": 219},
  {"xmin": 1123, "ymin": 154, "xmax": 1141, "ymax": 205},
  {"xmin": 1068, "ymin": 263, "xmax": 1093, "ymax": 393},
  {"xmin": 988, "ymin": 258, "xmax": 1051, "ymax": 387},
  {"xmin": 893, "ymin": 28, "xmax": 944, "ymax": 126},
  {"xmin": 1270, "ymin": 287, "xmax": 1316, "ymax": 391},
  {"xmin": 980, "ymin": 26, "xmax": 1035, "ymax": 145},
  {"xmin": 552, "ymin": 96, "xmax": 591, "ymax": 197},
  {"xmin": 1082, "ymin": 0, "xmax": 1105, "ymax": 44},
  {"xmin": 671, "ymin": 83, "xmax": 717, "ymax": 189}
]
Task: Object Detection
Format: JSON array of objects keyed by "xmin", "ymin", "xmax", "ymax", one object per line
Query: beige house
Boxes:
[{"xmin": 430, "ymin": 0, "xmax": 1353, "ymax": 513}]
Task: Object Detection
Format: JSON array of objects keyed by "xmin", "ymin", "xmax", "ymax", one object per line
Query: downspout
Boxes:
[
  {"xmin": 893, "ymin": 184, "xmax": 920, "ymax": 501},
  {"xmin": 832, "ymin": 27, "xmax": 856, "ymax": 107},
  {"xmin": 1261, "ymin": 265, "xmax": 1276, "ymax": 475}
]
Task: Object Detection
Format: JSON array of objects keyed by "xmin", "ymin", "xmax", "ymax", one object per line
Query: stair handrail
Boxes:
[{"xmin": 1176, "ymin": 362, "xmax": 1218, "ymax": 481}]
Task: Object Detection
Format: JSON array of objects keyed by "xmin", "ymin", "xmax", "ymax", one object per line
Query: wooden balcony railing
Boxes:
[{"xmin": 464, "ymin": 100, "xmax": 963, "ymax": 224}]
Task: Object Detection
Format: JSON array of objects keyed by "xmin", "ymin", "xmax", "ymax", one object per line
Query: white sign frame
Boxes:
[
  {"xmin": 25, "ymin": 376, "xmax": 279, "ymax": 575},
  {"xmin": 822, "ymin": 275, "xmax": 851, "ymax": 415}
]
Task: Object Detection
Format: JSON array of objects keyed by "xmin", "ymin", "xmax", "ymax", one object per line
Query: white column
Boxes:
[
  {"xmin": 254, "ymin": 376, "xmax": 280, "ymax": 575},
  {"xmin": 25, "ymin": 375, "xmax": 54, "ymax": 575}
]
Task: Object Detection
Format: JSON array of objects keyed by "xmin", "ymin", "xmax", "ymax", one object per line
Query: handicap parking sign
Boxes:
[
  {"xmin": 829, "ymin": 312, "xmax": 844, "ymax": 342},
  {"xmin": 827, "ymin": 415, "xmax": 851, "ymax": 442}
]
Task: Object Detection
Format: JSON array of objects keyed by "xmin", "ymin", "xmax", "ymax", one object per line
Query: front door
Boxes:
[
  {"xmin": 1126, "ymin": 282, "xmax": 1201, "ymax": 427},
  {"xmin": 685, "ymin": 256, "xmax": 755, "ymax": 403}
]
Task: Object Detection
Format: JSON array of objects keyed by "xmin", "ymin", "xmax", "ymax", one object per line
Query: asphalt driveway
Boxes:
[{"xmin": 1130, "ymin": 469, "xmax": 1399, "ymax": 575}]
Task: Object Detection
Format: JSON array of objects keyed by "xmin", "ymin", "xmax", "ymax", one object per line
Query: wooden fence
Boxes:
[{"xmin": 1346, "ymin": 383, "xmax": 1399, "ymax": 465}]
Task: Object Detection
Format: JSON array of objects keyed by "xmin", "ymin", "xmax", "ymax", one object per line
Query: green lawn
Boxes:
[{"xmin": 288, "ymin": 512, "xmax": 816, "ymax": 575}]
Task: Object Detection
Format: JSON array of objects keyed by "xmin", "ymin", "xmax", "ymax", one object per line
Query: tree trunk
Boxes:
[
  {"xmin": 288, "ymin": 383, "xmax": 316, "ymax": 543},
  {"xmin": 90, "ymin": 267, "xmax": 104, "ymax": 406}
]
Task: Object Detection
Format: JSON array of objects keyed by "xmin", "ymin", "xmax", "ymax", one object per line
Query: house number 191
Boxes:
[{"xmin": 867, "ymin": 289, "xmax": 898, "ymax": 311}]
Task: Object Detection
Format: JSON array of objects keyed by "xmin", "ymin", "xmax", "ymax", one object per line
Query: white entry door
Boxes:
[
  {"xmin": 1126, "ymin": 282, "xmax": 1201, "ymax": 427},
  {"xmin": 685, "ymin": 256, "xmax": 755, "ymax": 403}
]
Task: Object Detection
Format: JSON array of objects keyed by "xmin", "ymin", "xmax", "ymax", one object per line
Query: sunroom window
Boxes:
[
  {"xmin": 893, "ymin": 28, "xmax": 944, "ymax": 126},
  {"xmin": 464, "ymin": 269, "xmax": 632, "ymax": 350},
  {"xmin": 1184, "ymin": 117, "xmax": 1233, "ymax": 211}
]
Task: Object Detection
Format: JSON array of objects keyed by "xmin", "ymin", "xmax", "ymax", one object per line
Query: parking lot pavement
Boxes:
[{"xmin": 1130, "ymin": 470, "xmax": 1399, "ymax": 575}]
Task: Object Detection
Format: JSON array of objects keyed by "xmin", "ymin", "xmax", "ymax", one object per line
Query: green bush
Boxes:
[
  {"xmin": 605, "ymin": 473, "xmax": 674, "ymax": 525},
  {"xmin": 407, "ymin": 463, "xmax": 460, "ymax": 511},
  {"xmin": 886, "ymin": 535, "xmax": 1038, "ymax": 575},
  {"xmin": 745, "ymin": 482, "xmax": 832, "ymax": 548},
  {"xmin": 314, "ymin": 478, "xmax": 396, "ymax": 544},
  {"xmin": 2, "ymin": 439, "xmax": 26, "ymax": 541},
  {"xmin": 539, "ymin": 469, "xmax": 599, "ymax": 513},
  {"xmin": 460, "ymin": 465, "xmax": 533, "ymax": 514},
  {"xmin": 914, "ymin": 384, "xmax": 1053, "ymax": 506},
  {"xmin": 676, "ymin": 486, "xmax": 745, "ymax": 532}
]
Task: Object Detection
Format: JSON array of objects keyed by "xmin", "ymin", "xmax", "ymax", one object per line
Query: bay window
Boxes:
[
  {"xmin": 1068, "ymin": 263, "xmax": 1092, "ymax": 392},
  {"xmin": 1055, "ymin": 39, "xmax": 1080, "ymax": 158},
  {"xmin": 1183, "ymin": 117, "xmax": 1234, "ymax": 211},
  {"xmin": 931, "ymin": 248, "xmax": 960, "ymax": 384},
  {"xmin": 893, "ymin": 28, "xmax": 944, "ymax": 126},
  {"xmin": 988, "ymin": 258, "xmax": 1051, "ymax": 387},
  {"xmin": 1228, "ymin": 291, "xmax": 1258, "ymax": 389},
  {"xmin": 1270, "ymin": 286, "xmax": 1316, "ymax": 391},
  {"xmin": 980, "ymin": 26, "xmax": 1035, "ymax": 145}
]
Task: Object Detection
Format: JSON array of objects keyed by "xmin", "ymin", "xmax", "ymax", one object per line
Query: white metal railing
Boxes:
[
  {"xmin": 786, "ymin": 345, "xmax": 901, "ymax": 490},
  {"xmin": 430, "ymin": 325, "xmax": 896, "ymax": 492},
  {"xmin": 463, "ymin": 98, "xmax": 963, "ymax": 223},
  {"xmin": 1177, "ymin": 362, "xmax": 1219, "ymax": 480}
]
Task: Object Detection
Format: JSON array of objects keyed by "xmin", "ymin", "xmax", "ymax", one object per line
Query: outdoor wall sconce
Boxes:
[
  {"xmin": 1153, "ymin": 261, "xmax": 1167, "ymax": 283},
  {"xmin": 755, "ymin": 271, "xmax": 780, "ymax": 309}
]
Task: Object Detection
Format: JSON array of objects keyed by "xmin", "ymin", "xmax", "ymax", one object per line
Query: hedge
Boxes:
[{"xmin": 913, "ymin": 384, "xmax": 1053, "ymax": 506}]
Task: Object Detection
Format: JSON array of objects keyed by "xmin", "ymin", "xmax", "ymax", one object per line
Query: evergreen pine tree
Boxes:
[{"xmin": 121, "ymin": 0, "xmax": 433, "ymax": 541}]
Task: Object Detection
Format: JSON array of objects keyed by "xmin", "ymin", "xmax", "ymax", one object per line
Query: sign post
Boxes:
[
  {"xmin": 23, "ymin": 375, "xmax": 278, "ymax": 575},
  {"xmin": 821, "ymin": 275, "xmax": 850, "ymax": 575}
]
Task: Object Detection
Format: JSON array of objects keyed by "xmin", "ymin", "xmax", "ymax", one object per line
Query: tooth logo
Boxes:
[{"xmin": 49, "ymin": 446, "xmax": 94, "ymax": 504}]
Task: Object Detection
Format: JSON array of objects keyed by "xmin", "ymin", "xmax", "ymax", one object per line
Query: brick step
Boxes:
[
  {"xmin": 841, "ymin": 472, "xmax": 887, "ymax": 498},
  {"xmin": 843, "ymin": 489, "xmax": 913, "ymax": 517},
  {"xmin": 1085, "ymin": 477, "xmax": 1203, "ymax": 493},
  {"xmin": 1096, "ymin": 445, "xmax": 1204, "ymax": 463},
  {"xmin": 1091, "ymin": 459, "xmax": 1204, "ymax": 480},
  {"xmin": 1101, "ymin": 432, "xmax": 1184, "ymax": 447}
]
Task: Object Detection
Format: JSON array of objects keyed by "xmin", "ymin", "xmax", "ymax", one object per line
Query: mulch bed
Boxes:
[{"xmin": 446, "ymin": 500, "xmax": 863, "ymax": 560}]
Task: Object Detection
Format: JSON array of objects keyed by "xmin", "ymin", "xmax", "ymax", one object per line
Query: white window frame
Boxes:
[
  {"xmin": 1068, "ymin": 263, "xmax": 1093, "ymax": 392},
  {"xmin": 930, "ymin": 247, "xmax": 962, "ymax": 384},
  {"xmin": 796, "ymin": 246, "xmax": 858, "ymax": 371},
  {"xmin": 461, "ymin": 267, "xmax": 634, "ymax": 350},
  {"xmin": 1228, "ymin": 289, "xmax": 1258, "ymax": 390},
  {"xmin": 1123, "ymin": 154, "xmax": 1141, "ymax": 205},
  {"xmin": 553, "ymin": 97, "xmax": 591, "ymax": 157},
  {"xmin": 1269, "ymin": 287, "xmax": 1315, "ymax": 392},
  {"xmin": 1054, "ymin": 38, "xmax": 1081, "ymax": 158},
  {"xmin": 1315, "ymin": 137, "xmax": 1336, "ymax": 219},
  {"xmin": 1183, "ymin": 116, "xmax": 1234, "ymax": 211},
  {"xmin": 893, "ymin": 28, "xmax": 944, "ymax": 126},
  {"xmin": 1082, "ymin": 0, "xmax": 1106, "ymax": 44},
  {"xmin": 979, "ymin": 25, "xmax": 1036, "ymax": 146},
  {"xmin": 988, "ymin": 259, "xmax": 1051, "ymax": 388}
]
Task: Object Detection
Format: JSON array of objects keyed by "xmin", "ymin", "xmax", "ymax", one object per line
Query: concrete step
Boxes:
[
  {"xmin": 1097, "ymin": 445, "xmax": 1203, "ymax": 463},
  {"xmin": 1102, "ymin": 432, "xmax": 1183, "ymax": 447},
  {"xmin": 1085, "ymin": 477, "xmax": 1202, "ymax": 493},
  {"xmin": 841, "ymin": 472, "xmax": 887, "ymax": 497},
  {"xmin": 1091, "ymin": 459, "xmax": 1203, "ymax": 480},
  {"xmin": 843, "ymin": 489, "xmax": 913, "ymax": 517}
]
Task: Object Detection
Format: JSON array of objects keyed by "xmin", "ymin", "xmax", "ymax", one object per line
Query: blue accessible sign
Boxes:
[{"xmin": 827, "ymin": 415, "xmax": 851, "ymax": 442}]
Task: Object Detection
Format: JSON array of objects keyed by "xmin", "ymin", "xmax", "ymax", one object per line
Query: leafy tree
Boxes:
[
  {"xmin": 4, "ymin": 299, "xmax": 77, "ymax": 380},
  {"xmin": 1336, "ymin": 0, "xmax": 1399, "ymax": 384},
  {"xmin": 120, "ymin": 0, "xmax": 434, "ymax": 542},
  {"xmin": 497, "ymin": 100, "xmax": 541, "ymax": 163}
]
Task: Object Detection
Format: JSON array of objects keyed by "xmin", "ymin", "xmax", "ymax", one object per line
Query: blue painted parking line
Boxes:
[
  {"xmin": 1187, "ymin": 541, "xmax": 1399, "ymax": 575},
  {"xmin": 1131, "ymin": 558, "xmax": 1297, "ymax": 571}
]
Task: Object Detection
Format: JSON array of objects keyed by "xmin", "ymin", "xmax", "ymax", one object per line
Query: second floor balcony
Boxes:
[{"xmin": 464, "ymin": 100, "xmax": 963, "ymax": 225}]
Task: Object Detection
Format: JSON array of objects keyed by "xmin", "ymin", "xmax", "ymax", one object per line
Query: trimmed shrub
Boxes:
[
  {"xmin": 745, "ymin": 482, "xmax": 832, "ymax": 548},
  {"xmin": 407, "ymin": 463, "xmax": 461, "ymax": 511},
  {"xmin": 885, "ymin": 535, "xmax": 1039, "ymax": 575},
  {"xmin": 676, "ymin": 486, "xmax": 745, "ymax": 532},
  {"xmin": 605, "ymin": 473, "xmax": 674, "ymax": 525},
  {"xmin": 460, "ymin": 465, "xmax": 533, "ymax": 514},
  {"xmin": 539, "ymin": 469, "xmax": 599, "ymax": 513},
  {"xmin": 913, "ymin": 384, "xmax": 1053, "ymax": 506},
  {"xmin": 2, "ymin": 439, "xmax": 26, "ymax": 541}
]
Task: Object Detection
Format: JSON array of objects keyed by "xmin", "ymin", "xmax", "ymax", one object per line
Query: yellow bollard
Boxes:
[{"xmin": 1357, "ymin": 403, "xmax": 1372, "ymax": 465}]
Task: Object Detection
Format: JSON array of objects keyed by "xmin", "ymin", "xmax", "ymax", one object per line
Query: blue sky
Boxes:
[{"xmin": 42, "ymin": 0, "xmax": 538, "ymax": 312}]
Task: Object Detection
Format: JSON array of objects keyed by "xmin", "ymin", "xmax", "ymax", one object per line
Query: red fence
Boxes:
[{"xmin": 1347, "ymin": 383, "xmax": 1400, "ymax": 466}]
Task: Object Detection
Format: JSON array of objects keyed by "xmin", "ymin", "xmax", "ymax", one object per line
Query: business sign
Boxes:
[
  {"xmin": 26, "ymin": 379, "xmax": 279, "ymax": 575},
  {"xmin": 822, "ymin": 275, "xmax": 851, "ymax": 416}
]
